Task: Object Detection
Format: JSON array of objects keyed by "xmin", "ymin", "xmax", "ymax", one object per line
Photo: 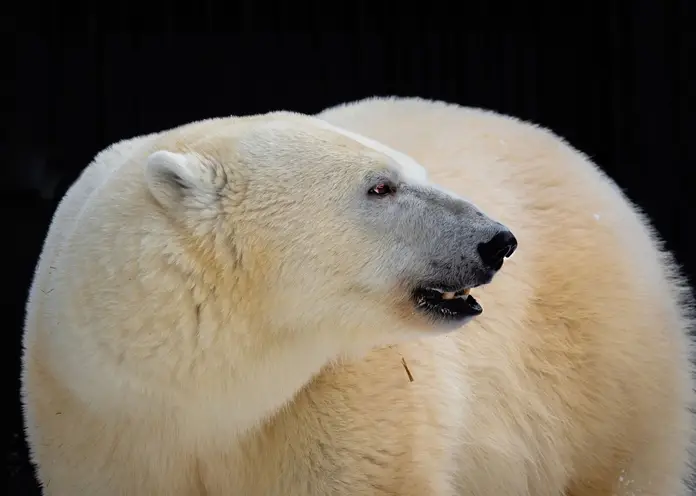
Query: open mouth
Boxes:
[{"xmin": 412, "ymin": 286, "xmax": 483, "ymax": 322}]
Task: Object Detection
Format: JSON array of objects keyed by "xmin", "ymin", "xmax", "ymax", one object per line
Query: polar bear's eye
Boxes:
[{"xmin": 368, "ymin": 182, "xmax": 396, "ymax": 197}]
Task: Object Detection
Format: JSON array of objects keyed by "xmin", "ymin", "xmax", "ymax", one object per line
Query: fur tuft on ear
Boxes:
[{"xmin": 144, "ymin": 150, "xmax": 213, "ymax": 210}]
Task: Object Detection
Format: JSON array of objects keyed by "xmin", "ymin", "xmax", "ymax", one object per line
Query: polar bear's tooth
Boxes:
[{"xmin": 453, "ymin": 289, "xmax": 471, "ymax": 299}]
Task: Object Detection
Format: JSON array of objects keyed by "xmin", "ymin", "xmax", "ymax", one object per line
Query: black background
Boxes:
[{"xmin": 7, "ymin": 2, "xmax": 696, "ymax": 493}]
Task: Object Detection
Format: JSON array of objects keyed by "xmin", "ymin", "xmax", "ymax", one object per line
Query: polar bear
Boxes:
[{"xmin": 21, "ymin": 98, "xmax": 693, "ymax": 495}]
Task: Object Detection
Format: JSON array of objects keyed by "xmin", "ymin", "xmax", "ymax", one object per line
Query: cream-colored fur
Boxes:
[{"xmin": 22, "ymin": 98, "xmax": 694, "ymax": 495}]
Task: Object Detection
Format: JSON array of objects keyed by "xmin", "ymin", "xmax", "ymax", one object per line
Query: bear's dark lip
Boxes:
[{"xmin": 411, "ymin": 286, "xmax": 483, "ymax": 322}]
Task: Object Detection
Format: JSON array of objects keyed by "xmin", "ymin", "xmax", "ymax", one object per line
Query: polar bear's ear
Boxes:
[{"xmin": 144, "ymin": 150, "xmax": 211, "ymax": 210}]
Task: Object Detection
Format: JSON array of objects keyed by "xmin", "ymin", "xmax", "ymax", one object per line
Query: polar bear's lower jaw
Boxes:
[{"xmin": 412, "ymin": 287, "xmax": 483, "ymax": 322}]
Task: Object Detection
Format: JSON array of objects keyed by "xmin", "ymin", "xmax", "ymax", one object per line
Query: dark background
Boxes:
[{"xmin": 7, "ymin": 3, "xmax": 696, "ymax": 493}]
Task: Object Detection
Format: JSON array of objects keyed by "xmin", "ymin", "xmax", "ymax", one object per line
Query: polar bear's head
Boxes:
[{"xmin": 144, "ymin": 112, "xmax": 516, "ymax": 352}]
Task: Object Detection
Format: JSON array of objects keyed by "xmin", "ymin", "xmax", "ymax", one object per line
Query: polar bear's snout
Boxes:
[{"xmin": 394, "ymin": 185, "xmax": 517, "ymax": 327}]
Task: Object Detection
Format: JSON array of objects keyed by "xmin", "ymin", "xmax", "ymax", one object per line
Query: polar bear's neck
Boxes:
[{"xmin": 179, "ymin": 326, "xmax": 350, "ymax": 443}]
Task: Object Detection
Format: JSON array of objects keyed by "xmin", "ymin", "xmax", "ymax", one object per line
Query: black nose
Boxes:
[{"xmin": 477, "ymin": 230, "xmax": 518, "ymax": 270}]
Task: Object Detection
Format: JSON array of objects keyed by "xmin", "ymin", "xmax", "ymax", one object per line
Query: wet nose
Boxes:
[{"xmin": 477, "ymin": 230, "xmax": 518, "ymax": 271}]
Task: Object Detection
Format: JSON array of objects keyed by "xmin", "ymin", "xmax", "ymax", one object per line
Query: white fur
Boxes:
[
  {"xmin": 22, "ymin": 99, "xmax": 695, "ymax": 496},
  {"xmin": 310, "ymin": 116, "xmax": 429, "ymax": 184}
]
